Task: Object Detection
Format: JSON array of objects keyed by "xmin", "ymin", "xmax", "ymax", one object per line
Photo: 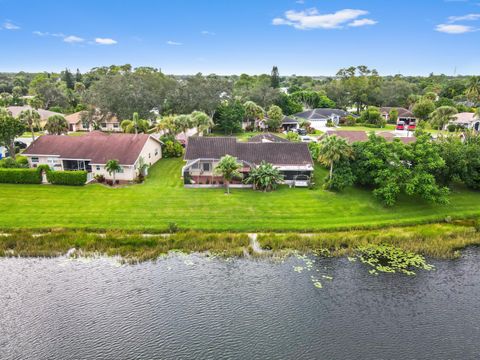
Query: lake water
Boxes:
[{"xmin": 1, "ymin": 250, "xmax": 480, "ymax": 359}]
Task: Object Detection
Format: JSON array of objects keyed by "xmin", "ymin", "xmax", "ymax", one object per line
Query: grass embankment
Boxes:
[
  {"xmin": 258, "ymin": 222, "xmax": 480, "ymax": 259},
  {"xmin": 0, "ymin": 230, "xmax": 249, "ymax": 261},
  {"xmin": 1, "ymin": 158, "xmax": 480, "ymax": 231}
]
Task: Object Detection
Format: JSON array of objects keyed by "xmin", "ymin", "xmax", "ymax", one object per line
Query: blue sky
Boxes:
[{"xmin": 0, "ymin": 0, "xmax": 479, "ymax": 75}]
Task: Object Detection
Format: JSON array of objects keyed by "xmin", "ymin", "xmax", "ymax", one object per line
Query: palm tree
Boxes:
[
  {"xmin": 214, "ymin": 155, "xmax": 241, "ymax": 194},
  {"xmin": 121, "ymin": 112, "xmax": 150, "ymax": 134},
  {"xmin": 466, "ymin": 76, "xmax": 480, "ymax": 105},
  {"xmin": 44, "ymin": 115, "xmax": 69, "ymax": 135},
  {"xmin": 105, "ymin": 159, "xmax": 122, "ymax": 184},
  {"xmin": 318, "ymin": 135, "xmax": 353, "ymax": 181},
  {"xmin": 173, "ymin": 114, "xmax": 193, "ymax": 141},
  {"xmin": 475, "ymin": 107, "xmax": 480, "ymax": 119},
  {"xmin": 245, "ymin": 161, "xmax": 283, "ymax": 192},
  {"xmin": 18, "ymin": 109, "xmax": 41, "ymax": 141},
  {"xmin": 28, "ymin": 97, "xmax": 43, "ymax": 111},
  {"xmin": 430, "ymin": 106, "xmax": 458, "ymax": 131},
  {"xmin": 191, "ymin": 111, "xmax": 214, "ymax": 135},
  {"xmin": 153, "ymin": 115, "xmax": 177, "ymax": 136}
]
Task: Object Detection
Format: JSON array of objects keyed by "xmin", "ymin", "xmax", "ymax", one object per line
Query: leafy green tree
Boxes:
[
  {"xmin": 358, "ymin": 106, "xmax": 386, "ymax": 127},
  {"xmin": 0, "ymin": 93, "xmax": 13, "ymax": 107},
  {"xmin": 19, "ymin": 109, "xmax": 41, "ymax": 140},
  {"xmin": 435, "ymin": 136, "xmax": 468, "ymax": 186},
  {"xmin": 120, "ymin": 112, "xmax": 150, "ymax": 134},
  {"xmin": 412, "ymin": 99, "xmax": 435, "ymax": 122},
  {"xmin": 290, "ymin": 91, "xmax": 335, "ymax": 109},
  {"xmin": 213, "ymin": 100, "xmax": 245, "ymax": 135},
  {"xmin": 28, "ymin": 97, "xmax": 43, "ymax": 110},
  {"xmin": 191, "ymin": 111, "xmax": 214, "ymax": 134},
  {"xmin": 389, "ymin": 108, "xmax": 399, "ymax": 124},
  {"xmin": 29, "ymin": 73, "xmax": 68, "ymax": 109},
  {"xmin": 0, "ymin": 108, "xmax": 25, "ymax": 160},
  {"xmin": 317, "ymin": 135, "xmax": 353, "ymax": 181},
  {"xmin": 326, "ymin": 159, "xmax": 356, "ymax": 191},
  {"xmin": 44, "ymin": 115, "xmax": 69, "ymax": 135},
  {"xmin": 105, "ymin": 159, "xmax": 121, "ymax": 184},
  {"xmin": 266, "ymin": 105, "xmax": 283, "ymax": 131},
  {"xmin": 214, "ymin": 155, "xmax": 241, "ymax": 194},
  {"xmin": 271, "ymin": 66, "xmax": 280, "ymax": 89},
  {"xmin": 462, "ymin": 139, "xmax": 480, "ymax": 189},
  {"xmin": 430, "ymin": 106, "xmax": 458, "ymax": 131},
  {"xmin": 275, "ymin": 93, "xmax": 303, "ymax": 115},
  {"xmin": 244, "ymin": 161, "xmax": 283, "ymax": 191}
]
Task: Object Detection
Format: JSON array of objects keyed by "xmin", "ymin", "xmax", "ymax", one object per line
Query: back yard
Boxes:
[{"xmin": 1, "ymin": 158, "xmax": 480, "ymax": 231}]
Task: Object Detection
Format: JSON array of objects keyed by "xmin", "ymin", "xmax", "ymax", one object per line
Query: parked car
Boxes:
[
  {"xmin": 396, "ymin": 121, "xmax": 405, "ymax": 131},
  {"xmin": 300, "ymin": 135, "xmax": 315, "ymax": 143},
  {"xmin": 14, "ymin": 141, "xmax": 27, "ymax": 150},
  {"xmin": 407, "ymin": 123, "xmax": 416, "ymax": 131},
  {"xmin": 296, "ymin": 128, "xmax": 307, "ymax": 136}
]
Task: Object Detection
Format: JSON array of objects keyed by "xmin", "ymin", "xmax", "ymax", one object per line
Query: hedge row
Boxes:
[
  {"xmin": 0, "ymin": 168, "xmax": 42, "ymax": 184},
  {"xmin": 46, "ymin": 170, "xmax": 87, "ymax": 186}
]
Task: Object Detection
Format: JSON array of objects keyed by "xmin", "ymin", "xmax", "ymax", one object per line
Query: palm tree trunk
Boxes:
[
  {"xmin": 113, "ymin": 172, "xmax": 116, "ymax": 184},
  {"xmin": 226, "ymin": 180, "xmax": 230, "ymax": 194},
  {"xmin": 329, "ymin": 162, "xmax": 334, "ymax": 180},
  {"xmin": 8, "ymin": 142, "xmax": 16, "ymax": 160},
  {"xmin": 30, "ymin": 123, "xmax": 35, "ymax": 141}
]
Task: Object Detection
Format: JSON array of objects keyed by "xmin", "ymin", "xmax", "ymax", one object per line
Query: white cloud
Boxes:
[
  {"xmin": 166, "ymin": 40, "xmax": 182, "ymax": 45},
  {"xmin": 63, "ymin": 35, "xmax": 84, "ymax": 43},
  {"xmin": 435, "ymin": 23, "xmax": 475, "ymax": 33},
  {"xmin": 3, "ymin": 21, "xmax": 20, "ymax": 30},
  {"xmin": 448, "ymin": 13, "xmax": 480, "ymax": 22},
  {"xmin": 201, "ymin": 30, "xmax": 215, "ymax": 36},
  {"xmin": 348, "ymin": 18, "xmax": 377, "ymax": 27},
  {"xmin": 95, "ymin": 37, "xmax": 117, "ymax": 45},
  {"xmin": 272, "ymin": 8, "xmax": 374, "ymax": 30}
]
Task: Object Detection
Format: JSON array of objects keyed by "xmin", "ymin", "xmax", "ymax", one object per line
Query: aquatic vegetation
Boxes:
[{"xmin": 357, "ymin": 244, "xmax": 434, "ymax": 275}]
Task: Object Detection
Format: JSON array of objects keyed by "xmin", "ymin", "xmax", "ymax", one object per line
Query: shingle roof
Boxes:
[
  {"xmin": 281, "ymin": 116, "xmax": 298, "ymax": 124},
  {"xmin": 185, "ymin": 137, "xmax": 313, "ymax": 166},
  {"xmin": 452, "ymin": 112, "xmax": 479, "ymax": 124},
  {"xmin": 24, "ymin": 132, "xmax": 158, "ymax": 165},
  {"xmin": 248, "ymin": 133, "xmax": 290, "ymax": 143},
  {"xmin": 380, "ymin": 107, "xmax": 415, "ymax": 118},
  {"xmin": 7, "ymin": 105, "xmax": 63, "ymax": 121},
  {"xmin": 294, "ymin": 108, "xmax": 349, "ymax": 120}
]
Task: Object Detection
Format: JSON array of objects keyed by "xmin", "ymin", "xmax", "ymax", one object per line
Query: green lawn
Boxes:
[
  {"xmin": 337, "ymin": 125, "xmax": 396, "ymax": 132},
  {"xmin": 1, "ymin": 158, "xmax": 479, "ymax": 231}
]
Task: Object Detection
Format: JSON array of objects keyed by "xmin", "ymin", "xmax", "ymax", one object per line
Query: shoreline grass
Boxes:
[{"xmin": 1, "ymin": 222, "xmax": 479, "ymax": 261}]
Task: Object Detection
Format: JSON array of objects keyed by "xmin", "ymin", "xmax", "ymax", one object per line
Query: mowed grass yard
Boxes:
[{"xmin": 1, "ymin": 158, "xmax": 480, "ymax": 232}]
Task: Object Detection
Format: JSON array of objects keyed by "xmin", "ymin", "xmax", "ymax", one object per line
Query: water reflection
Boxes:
[{"xmin": 1, "ymin": 250, "xmax": 479, "ymax": 359}]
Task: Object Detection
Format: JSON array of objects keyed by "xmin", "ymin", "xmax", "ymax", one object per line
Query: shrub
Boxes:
[
  {"xmin": 134, "ymin": 173, "xmax": 145, "ymax": 184},
  {"xmin": 46, "ymin": 170, "xmax": 87, "ymax": 186},
  {"xmin": 94, "ymin": 174, "xmax": 106, "ymax": 183},
  {"xmin": 168, "ymin": 222, "xmax": 179, "ymax": 233},
  {"xmin": 0, "ymin": 168, "xmax": 42, "ymax": 184},
  {"xmin": 326, "ymin": 119, "xmax": 335, "ymax": 127},
  {"xmin": 106, "ymin": 179, "xmax": 113, "ymax": 186},
  {"xmin": 36, "ymin": 164, "xmax": 50, "ymax": 173},
  {"xmin": 163, "ymin": 140, "xmax": 184, "ymax": 158}
]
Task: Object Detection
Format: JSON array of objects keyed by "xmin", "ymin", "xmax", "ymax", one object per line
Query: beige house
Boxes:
[
  {"xmin": 23, "ymin": 132, "xmax": 162, "ymax": 182},
  {"xmin": 449, "ymin": 112, "xmax": 480, "ymax": 131},
  {"xmin": 7, "ymin": 105, "xmax": 63, "ymax": 128},
  {"xmin": 65, "ymin": 111, "xmax": 121, "ymax": 132}
]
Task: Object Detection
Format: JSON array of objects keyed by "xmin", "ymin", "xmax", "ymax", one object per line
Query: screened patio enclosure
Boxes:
[{"xmin": 62, "ymin": 160, "xmax": 92, "ymax": 172}]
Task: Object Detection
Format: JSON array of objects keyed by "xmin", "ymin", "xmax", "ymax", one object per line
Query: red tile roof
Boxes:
[{"xmin": 24, "ymin": 132, "xmax": 159, "ymax": 165}]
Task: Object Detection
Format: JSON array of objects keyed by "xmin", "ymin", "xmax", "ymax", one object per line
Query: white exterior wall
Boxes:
[
  {"xmin": 91, "ymin": 164, "xmax": 136, "ymax": 181},
  {"xmin": 136, "ymin": 137, "xmax": 162, "ymax": 167},
  {"xmin": 27, "ymin": 155, "xmax": 63, "ymax": 170}
]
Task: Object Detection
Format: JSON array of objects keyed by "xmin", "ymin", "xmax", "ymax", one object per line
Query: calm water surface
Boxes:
[{"xmin": 1, "ymin": 250, "xmax": 480, "ymax": 359}]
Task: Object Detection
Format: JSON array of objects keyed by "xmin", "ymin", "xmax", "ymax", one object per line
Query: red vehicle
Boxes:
[
  {"xmin": 396, "ymin": 121, "xmax": 405, "ymax": 131},
  {"xmin": 407, "ymin": 122, "xmax": 416, "ymax": 131}
]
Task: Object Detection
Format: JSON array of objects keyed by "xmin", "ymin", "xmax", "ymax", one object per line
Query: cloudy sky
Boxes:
[{"xmin": 0, "ymin": 0, "xmax": 479, "ymax": 75}]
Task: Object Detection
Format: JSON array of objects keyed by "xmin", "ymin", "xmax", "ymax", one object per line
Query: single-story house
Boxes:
[
  {"xmin": 380, "ymin": 107, "xmax": 416, "ymax": 125},
  {"xmin": 65, "ymin": 111, "xmax": 121, "ymax": 132},
  {"xmin": 449, "ymin": 112, "xmax": 480, "ymax": 131},
  {"xmin": 7, "ymin": 105, "xmax": 63, "ymax": 128},
  {"xmin": 323, "ymin": 130, "xmax": 416, "ymax": 144},
  {"xmin": 23, "ymin": 131, "xmax": 162, "ymax": 182},
  {"xmin": 182, "ymin": 137, "xmax": 313, "ymax": 187},
  {"xmin": 248, "ymin": 133, "xmax": 290, "ymax": 143},
  {"xmin": 293, "ymin": 108, "xmax": 350, "ymax": 130},
  {"xmin": 281, "ymin": 116, "xmax": 299, "ymax": 131}
]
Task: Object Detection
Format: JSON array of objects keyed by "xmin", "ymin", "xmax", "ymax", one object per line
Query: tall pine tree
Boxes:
[{"xmin": 271, "ymin": 66, "xmax": 280, "ymax": 88}]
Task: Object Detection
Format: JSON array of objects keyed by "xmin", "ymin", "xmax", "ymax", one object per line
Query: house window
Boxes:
[
  {"xmin": 149, "ymin": 153, "xmax": 151, "ymax": 158},
  {"xmin": 155, "ymin": 148, "xmax": 158, "ymax": 156},
  {"xmin": 101, "ymin": 123, "xmax": 107, "ymax": 128},
  {"xmin": 31, "ymin": 157, "xmax": 39, "ymax": 163},
  {"xmin": 96, "ymin": 165, "xmax": 100, "ymax": 171},
  {"xmin": 202, "ymin": 162, "xmax": 211, "ymax": 172},
  {"xmin": 191, "ymin": 162, "xmax": 199, "ymax": 169},
  {"xmin": 113, "ymin": 123, "xmax": 119, "ymax": 128},
  {"xmin": 118, "ymin": 166, "xmax": 124, "ymax": 173}
]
